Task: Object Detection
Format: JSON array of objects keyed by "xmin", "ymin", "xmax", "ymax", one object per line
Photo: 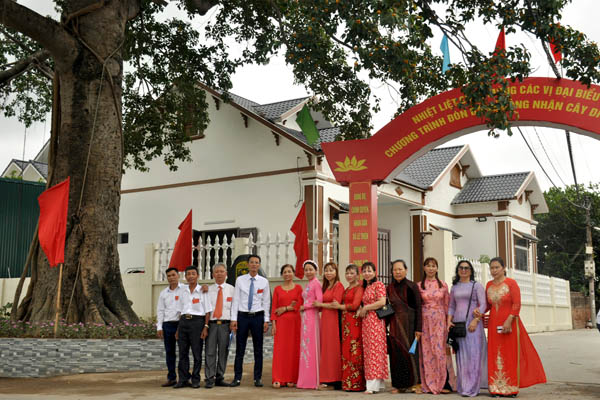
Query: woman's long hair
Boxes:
[
  {"xmin": 322, "ymin": 262, "xmax": 340, "ymax": 291},
  {"xmin": 452, "ymin": 259, "xmax": 476, "ymax": 285},
  {"xmin": 421, "ymin": 257, "xmax": 443, "ymax": 289},
  {"xmin": 361, "ymin": 261, "xmax": 377, "ymax": 289}
]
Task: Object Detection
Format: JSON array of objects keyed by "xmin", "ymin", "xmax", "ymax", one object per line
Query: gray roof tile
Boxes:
[
  {"xmin": 451, "ymin": 172, "xmax": 530, "ymax": 204},
  {"xmin": 395, "ymin": 145, "xmax": 464, "ymax": 189},
  {"xmin": 277, "ymin": 126, "xmax": 340, "ymax": 150},
  {"xmin": 2, "ymin": 159, "xmax": 48, "ymax": 180},
  {"xmin": 253, "ymin": 97, "xmax": 309, "ymax": 120}
]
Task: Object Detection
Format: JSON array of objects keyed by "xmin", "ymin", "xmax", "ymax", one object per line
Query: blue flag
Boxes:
[{"xmin": 440, "ymin": 34, "xmax": 450, "ymax": 73}]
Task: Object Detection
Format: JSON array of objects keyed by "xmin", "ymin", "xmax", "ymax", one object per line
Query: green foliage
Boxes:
[
  {"xmin": 0, "ymin": 317, "xmax": 157, "ymax": 339},
  {"xmin": 0, "ymin": 302, "xmax": 11, "ymax": 319},
  {"xmin": 479, "ymin": 254, "xmax": 491, "ymax": 264},
  {"xmin": 2, "ymin": 0, "xmax": 600, "ymax": 169},
  {"xmin": 537, "ymin": 184, "xmax": 600, "ymax": 299}
]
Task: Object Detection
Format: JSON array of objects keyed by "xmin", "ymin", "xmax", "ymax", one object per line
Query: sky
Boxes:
[{"xmin": 1, "ymin": 1, "xmax": 599, "ymax": 191}]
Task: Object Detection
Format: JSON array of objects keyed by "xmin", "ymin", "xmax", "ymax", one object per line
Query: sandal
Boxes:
[
  {"xmin": 272, "ymin": 382, "xmax": 280, "ymax": 388},
  {"xmin": 286, "ymin": 382, "xmax": 295, "ymax": 388}
]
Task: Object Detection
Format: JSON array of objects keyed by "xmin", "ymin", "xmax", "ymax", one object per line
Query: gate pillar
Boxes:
[{"xmin": 349, "ymin": 181, "xmax": 378, "ymax": 272}]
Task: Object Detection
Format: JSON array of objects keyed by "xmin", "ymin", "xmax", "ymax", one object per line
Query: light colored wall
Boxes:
[
  {"xmin": 426, "ymin": 170, "xmax": 463, "ymax": 213},
  {"xmin": 378, "ymin": 203, "xmax": 412, "ymax": 276}
]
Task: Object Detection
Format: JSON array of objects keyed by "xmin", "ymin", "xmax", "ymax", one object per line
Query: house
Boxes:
[
  {"xmin": 118, "ymin": 83, "xmax": 548, "ymax": 283},
  {"xmin": 1, "ymin": 141, "xmax": 49, "ymax": 183}
]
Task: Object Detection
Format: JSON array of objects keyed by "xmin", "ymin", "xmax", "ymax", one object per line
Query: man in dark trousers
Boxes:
[
  {"xmin": 174, "ymin": 265, "xmax": 212, "ymax": 389},
  {"xmin": 156, "ymin": 267, "xmax": 182, "ymax": 387},
  {"xmin": 204, "ymin": 263, "xmax": 235, "ymax": 388},
  {"xmin": 230, "ymin": 255, "xmax": 271, "ymax": 387}
]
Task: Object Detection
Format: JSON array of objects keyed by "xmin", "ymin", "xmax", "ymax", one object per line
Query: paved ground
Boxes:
[{"xmin": 0, "ymin": 329, "xmax": 598, "ymax": 399}]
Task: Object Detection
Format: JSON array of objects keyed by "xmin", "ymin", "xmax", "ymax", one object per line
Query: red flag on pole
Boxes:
[
  {"xmin": 290, "ymin": 202, "xmax": 309, "ymax": 279},
  {"xmin": 169, "ymin": 210, "xmax": 192, "ymax": 272},
  {"xmin": 38, "ymin": 177, "xmax": 70, "ymax": 267},
  {"xmin": 549, "ymin": 40, "xmax": 562, "ymax": 63},
  {"xmin": 495, "ymin": 26, "xmax": 506, "ymax": 53}
]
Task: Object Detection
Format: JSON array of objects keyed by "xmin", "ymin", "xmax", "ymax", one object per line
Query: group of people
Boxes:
[
  {"xmin": 156, "ymin": 255, "xmax": 270, "ymax": 388},
  {"xmin": 156, "ymin": 254, "xmax": 547, "ymax": 397}
]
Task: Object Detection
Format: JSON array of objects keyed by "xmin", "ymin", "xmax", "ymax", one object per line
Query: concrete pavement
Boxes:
[{"xmin": 0, "ymin": 329, "xmax": 598, "ymax": 399}]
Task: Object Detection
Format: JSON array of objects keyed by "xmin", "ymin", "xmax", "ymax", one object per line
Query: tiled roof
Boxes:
[
  {"xmin": 253, "ymin": 97, "xmax": 309, "ymax": 120},
  {"xmin": 451, "ymin": 172, "xmax": 530, "ymax": 204},
  {"xmin": 1, "ymin": 159, "xmax": 48, "ymax": 180},
  {"xmin": 228, "ymin": 93, "xmax": 259, "ymax": 111},
  {"xmin": 394, "ymin": 145, "xmax": 464, "ymax": 189},
  {"xmin": 30, "ymin": 161, "xmax": 48, "ymax": 179},
  {"xmin": 278, "ymin": 126, "xmax": 340, "ymax": 150}
]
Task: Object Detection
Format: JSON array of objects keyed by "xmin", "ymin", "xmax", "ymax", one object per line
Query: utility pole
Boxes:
[{"xmin": 584, "ymin": 197, "xmax": 596, "ymax": 326}]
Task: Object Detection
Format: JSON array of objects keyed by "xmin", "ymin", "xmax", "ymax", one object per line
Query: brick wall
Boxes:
[{"xmin": 0, "ymin": 336, "xmax": 274, "ymax": 378}]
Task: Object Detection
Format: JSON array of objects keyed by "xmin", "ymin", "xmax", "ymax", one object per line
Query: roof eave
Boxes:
[{"xmin": 197, "ymin": 82, "xmax": 320, "ymax": 155}]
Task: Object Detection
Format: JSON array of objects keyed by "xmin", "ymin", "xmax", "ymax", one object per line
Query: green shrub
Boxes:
[{"xmin": 0, "ymin": 318, "xmax": 157, "ymax": 339}]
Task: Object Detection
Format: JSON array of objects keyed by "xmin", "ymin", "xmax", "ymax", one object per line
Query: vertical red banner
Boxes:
[{"xmin": 349, "ymin": 182, "xmax": 378, "ymax": 272}]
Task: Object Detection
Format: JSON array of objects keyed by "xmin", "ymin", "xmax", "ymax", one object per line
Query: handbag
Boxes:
[
  {"xmin": 448, "ymin": 282, "xmax": 475, "ymax": 339},
  {"xmin": 375, "ymin": 299, "xmax": 395, "ymax": 319}
]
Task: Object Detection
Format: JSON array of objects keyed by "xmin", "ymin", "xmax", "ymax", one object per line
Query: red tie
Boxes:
[{"xmin": 213, "ymin": 286, "xmax": 223, "ymax": 320}]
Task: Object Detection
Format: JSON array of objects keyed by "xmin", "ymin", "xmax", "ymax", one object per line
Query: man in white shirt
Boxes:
[
  {"xmin": 204, "ymin": 263, "xmax": 235, "ymax": 388},
  {"xmin": 230, "ymin": 255, "xmax": 271, "ymax": 387},
  {"xmin": 174, "ymin": 266, "xmax": 212, "ymax": 389},
  {"xmin": 156, "ymin": 267, "xmax": 182, "ymax": 387}
]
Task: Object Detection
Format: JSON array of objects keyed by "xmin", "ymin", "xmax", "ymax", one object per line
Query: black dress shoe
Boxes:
[
  {"xmin": 205, "ymin": 380, "xmax": 214, "ymax": 389},
  {"xmin": 173, "ymin": 381, "xmax": 189, "ymax": 389},
  {"xmin": 161, "ymin": 380, "xmax": 177, "ymax": 387},
  {"xmin": 229, "ymin": 379, "xmax": 241, "ymax": 387},
  {"xmin": 191, "ymin": 382, "xmax": 201, "ymax": 388},
  {"xmin": 215, "ymin": 380, "xmax": 228, "ymax": 387},
  {"xmin": 254, "ymin": 379, "xmax": 264, "ymax": 387}
]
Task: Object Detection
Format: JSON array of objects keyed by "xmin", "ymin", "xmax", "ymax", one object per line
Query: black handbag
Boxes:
[
  {"xmin": 448, "ymin": 282, "xmax": 475, "ymax": 339},
  {"xmin": 375, "ymin": 299, "xmax": 395, "ymax": 319}
]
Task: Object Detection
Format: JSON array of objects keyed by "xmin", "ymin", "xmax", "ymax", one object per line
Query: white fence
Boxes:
[
  {"xmin": 454, "ymin": 256, "xmax": 570, "ymax": 308},
  {"xmin": 152, "ymin": 229, "xmax": 339, "ymax": 281}
]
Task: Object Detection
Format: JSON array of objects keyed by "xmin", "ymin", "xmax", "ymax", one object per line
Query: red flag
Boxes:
[
  {"xmin": 495, "ymin": 27, "xmax": 506, "ymax": 53},
  {"xmin": 549, "ymin": 39, "xmax": 562, "ymax": 63},
  {"xmin": 38, "ymin": 177, "xmax": 70, "ymax": 267},
  {"xmin": 169, "ymin": 210, "xmax": 192, "ymax": 272},
  {"xmin": 290, "ymin": 202, "xmax": 309, "ymax": 279}
]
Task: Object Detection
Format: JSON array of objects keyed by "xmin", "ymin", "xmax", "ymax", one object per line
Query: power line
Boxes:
[
  {"xmin": 565, "ymin": 131, "xmax": 579, "ymax": 188},
  {"xmin": 517, "ymin": 126, "xmax": 557, "ymax": 188},
  {"xmin": 532, "ymin": 126, "xmax": 567, "ymax": 186}
]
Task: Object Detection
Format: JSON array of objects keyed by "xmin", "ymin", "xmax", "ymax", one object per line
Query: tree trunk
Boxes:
[{"xmin": 15, "ymin": 1, "xmax": 139, "ymax": 324}]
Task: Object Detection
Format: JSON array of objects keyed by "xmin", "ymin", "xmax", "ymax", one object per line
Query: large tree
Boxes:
[
  {"xmin": 2, "ymin": 0, "xmax": 599, "ymax": 324},
  {"xmin": 537, "ymin": 184, "xmax": 600, "ymax": 304}
]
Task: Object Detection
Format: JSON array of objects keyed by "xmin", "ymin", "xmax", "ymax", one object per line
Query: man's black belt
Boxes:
[
  {"xmin": 209, "ymin": 320, "xmax": 231, "ymax": 324},
  {"xmin": 238, "ymin": 311, "xmax": 264, "ymax": 317},
  {"xmin": 181, "ymin": 314, "xmax": 205, "ymax": 320}
]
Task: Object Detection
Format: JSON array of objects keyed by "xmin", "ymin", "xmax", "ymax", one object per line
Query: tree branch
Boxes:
[
  {"xmin": 0, "ymin": 48, "xmax": 51, "ymax": 85},
  {"xmin": 0, "ymin": 0, "xmax": 76, "ymax": 64}
]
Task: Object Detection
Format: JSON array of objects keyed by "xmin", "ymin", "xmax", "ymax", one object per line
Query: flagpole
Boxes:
[{"xmin": 53, "ymin": 263, "xmax": 64, "ymax": 338}]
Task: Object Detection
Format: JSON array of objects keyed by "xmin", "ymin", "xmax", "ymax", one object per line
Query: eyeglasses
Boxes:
[{"xmin": 458, "ymin": 266, "xmax": 471, "ymax": 270}]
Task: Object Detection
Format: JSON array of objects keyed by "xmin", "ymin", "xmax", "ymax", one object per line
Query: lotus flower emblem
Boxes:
[{"xmin": 334, "ymin": 156, "xmax": 367, "ymax": 172}]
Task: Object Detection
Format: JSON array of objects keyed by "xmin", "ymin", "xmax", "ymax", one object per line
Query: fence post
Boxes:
[
  {"xmin": 233, "ymin": 237, "xmax": 250, "ymax": 261},
  {"xmin": 146, "ymin": 243, "xmax": 158, "ymax": 281}
]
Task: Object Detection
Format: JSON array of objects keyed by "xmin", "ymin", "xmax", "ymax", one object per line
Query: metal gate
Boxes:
[{"xmin": 377, "ymin": 229, "xmax": 391, "ymax": 285}]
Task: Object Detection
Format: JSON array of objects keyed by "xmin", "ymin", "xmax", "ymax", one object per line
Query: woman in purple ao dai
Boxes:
[{"xmin": 447, "ymin": 260, "xmax": 488, "ymax": 397}]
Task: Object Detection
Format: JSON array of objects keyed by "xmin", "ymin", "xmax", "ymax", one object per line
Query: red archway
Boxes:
[{"xmin": 322, "ymin": 77, "xmax": 600, "ymax": 269}]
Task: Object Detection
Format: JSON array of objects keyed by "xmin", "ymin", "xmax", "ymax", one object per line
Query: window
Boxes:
[
  {"xmin": 514, "ymin": 236, "xmax": 529, "ymax": 271},
  {"xmin": 118, "ymin": 233, "xmax": 129, "ymax": 244},
  {"xmin": 450, "ymin": 164, "xmax": 462, "ymax": 188}
]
